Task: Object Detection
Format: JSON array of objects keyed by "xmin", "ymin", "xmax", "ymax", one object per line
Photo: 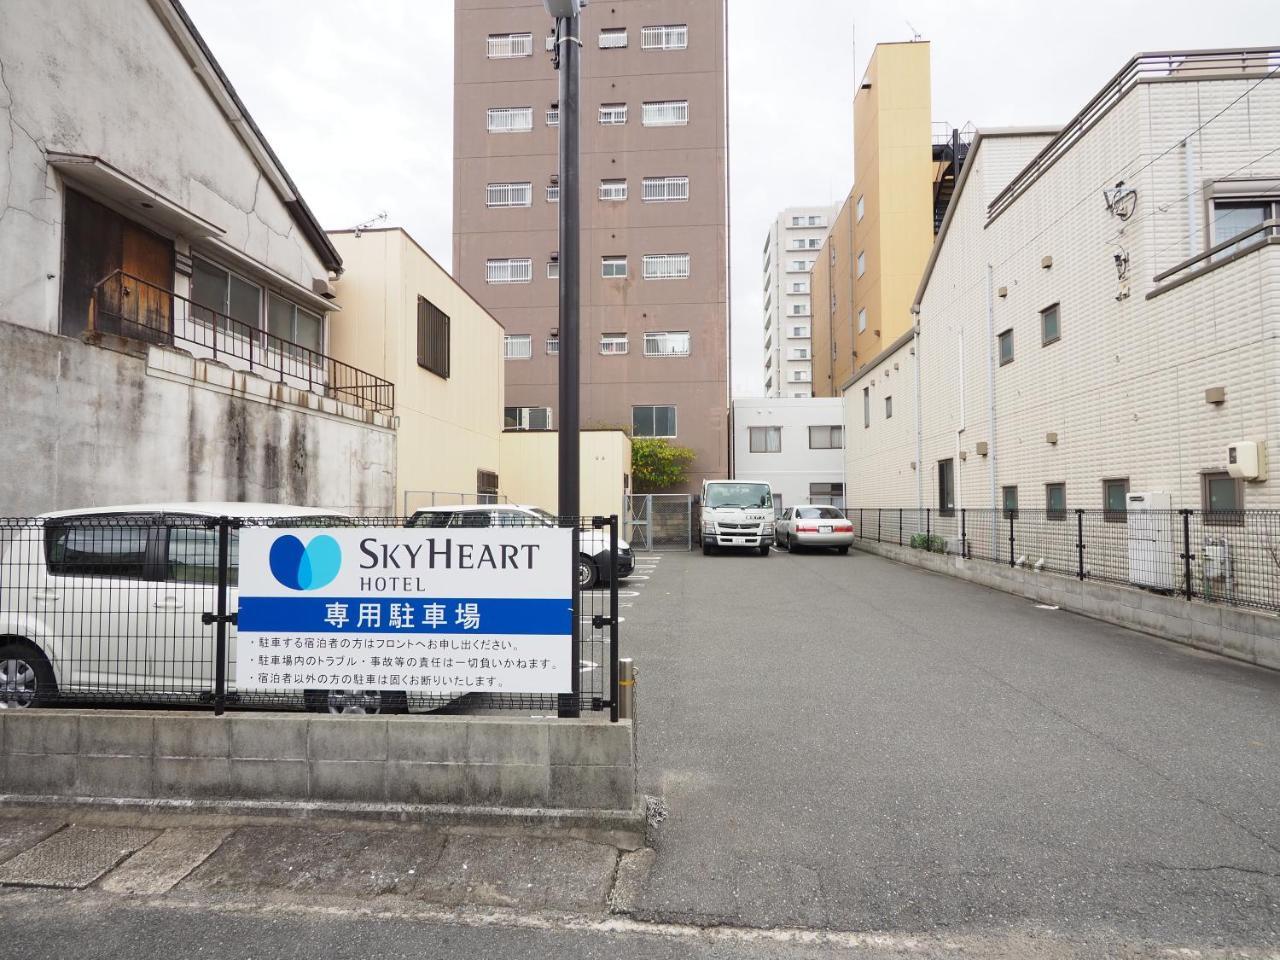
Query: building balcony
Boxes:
[{"xmin": 89, "ymin": 270, "xmax": 394, "ymax": 414}]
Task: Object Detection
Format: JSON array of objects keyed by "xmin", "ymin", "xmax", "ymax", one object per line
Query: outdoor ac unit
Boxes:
[
  {"xmin": 1227, "ymin": 440, "xmax": 1267, "ymax": 481},
  {"xmin": 1126, "ymin": 491, "xmax": 1176, "ymax": 591},
  {"xmin": 1202, "ymin": 537, "xmax": 1232, "ymax": 583},
  {"xmin": 945, "ymin": 536, "xmax": 967, "ymax": 556}
]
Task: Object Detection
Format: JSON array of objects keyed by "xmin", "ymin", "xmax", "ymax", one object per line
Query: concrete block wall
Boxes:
[
  {"xmin": 0, "ymin": 712, "xmax": 637, "ymax": 813},
  {"xmin": 853, "ymin": 541, "xmax": 1280, "ymax": 671}
]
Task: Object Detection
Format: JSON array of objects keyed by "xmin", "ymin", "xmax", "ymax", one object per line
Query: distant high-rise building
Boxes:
[
  {"xmin": 761, "ymin": 206, "xmax": 839, "ymax": 398},
  {"xmin": 453, "ymin": 0, "xmax": 730, "ymax": 490}
]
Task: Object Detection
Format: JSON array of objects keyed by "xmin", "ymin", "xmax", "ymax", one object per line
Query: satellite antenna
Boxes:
[
  {"xmin": 351, "ymin": 211, "xmax": 388, "ymax": 238},
  {"xmin": 906, "ymin": 19, "xmax": 923, "ymax": 41}
]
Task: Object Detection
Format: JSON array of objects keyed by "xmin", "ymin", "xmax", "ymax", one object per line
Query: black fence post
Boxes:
[
  {"xmin": 1180, "ymin": 509, "xmax": 1194, "ymax": 601},
  {"xmin": 961, "ymin": 508, "xmax": 968, "ymax": 558},
  {"xmin": 608, "ymin": 515, "xmax": 620, "ymax": 724},
  {"xmin": 877, "ymin": 508, "xmax": 882, "ymax": 543},
  {"xmin": 858, "ymin": 508, "xmax": 863, "ymax": 540},
  {"xmin": 213, "ymin": 517, "xmax": 231, "ymax": 716},
  {"xmin": 1008, "ymin": 512, "xmax": 1015, "ymax": 567},
  {"xmin": 899, "ymin": 508, "xmax": 903, "ymax": 546},
  {"xmin": 1076, "ymin": 509, "xmax": 1085, "ymax": 580},
  {"xmin": 926, "ymin": 507, "xmax": 931, "ymax": 544}
]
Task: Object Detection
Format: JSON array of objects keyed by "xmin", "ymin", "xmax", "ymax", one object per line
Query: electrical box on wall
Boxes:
[{"xmin": 1227, "ymin": 440, "xmax": 1268, "ymax": 481}]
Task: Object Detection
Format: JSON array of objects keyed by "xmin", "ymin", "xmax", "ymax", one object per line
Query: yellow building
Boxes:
[
  {"xmin": 329, "ymin": 228, "xmax": 505, "ymax": 515},
  {"xmin": 812, "ymin": 41, "xmax": 940, "ymax": 394},
  {"xmin": 499, "ymin": 430, "xmax": 632, "ymax": 520}
]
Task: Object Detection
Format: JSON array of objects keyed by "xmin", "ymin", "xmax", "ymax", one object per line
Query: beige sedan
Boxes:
[{"xmin": 775, "ymin": 505, "xmax": 854, "ymax": 554}]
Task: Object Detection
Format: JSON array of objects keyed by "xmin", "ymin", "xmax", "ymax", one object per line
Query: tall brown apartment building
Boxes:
[{"xmin": 453, "ymin": 0, "xmax": 730, "ymax": 491}]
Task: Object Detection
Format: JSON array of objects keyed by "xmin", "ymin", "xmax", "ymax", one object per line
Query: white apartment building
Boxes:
[
  {"xmin": 846, "ymin": 50, "xmax": 1280, "ymax": 527},
  {"xmin": 733, "ymin": 398, "xmax": 846, "ymax": 513},
  {"xmin": 762, "ymin": 206, "xmax": 839, "ymax": 397}
]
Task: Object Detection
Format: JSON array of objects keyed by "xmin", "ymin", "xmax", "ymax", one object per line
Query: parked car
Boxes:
[
  {"xmin": 0, "ymin": 502, "xmax": 453, "ymax": 715},
  {"xmin": 405, "ymin": 504, "xmax": 634, "ymax": 589},
  {"xmin": 774, "ymin": 505, "xmax": 854, "ymax": 554}
]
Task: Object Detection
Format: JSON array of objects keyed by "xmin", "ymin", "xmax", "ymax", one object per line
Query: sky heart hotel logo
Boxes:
[{"xmin": 269, "ymin": 534, "xmax": 342, "ymax": 591}]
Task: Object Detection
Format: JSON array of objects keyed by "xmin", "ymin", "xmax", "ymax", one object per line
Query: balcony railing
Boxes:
[{"xmin": 88, "ymin": 271, "xmax": 394, "ymax": 414}]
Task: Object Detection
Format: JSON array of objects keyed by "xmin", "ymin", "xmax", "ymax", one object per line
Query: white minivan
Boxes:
[{"xmin": 0, "ymin": 503, "xmax": 443, "ymax": 714}]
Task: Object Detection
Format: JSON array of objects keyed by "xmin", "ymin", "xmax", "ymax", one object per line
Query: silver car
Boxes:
[{"xmin": 775, "ymin": 505, "xmax": 854, "ymax": 554}]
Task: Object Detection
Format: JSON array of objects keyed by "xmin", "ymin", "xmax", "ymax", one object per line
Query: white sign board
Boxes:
[{"xmin": 235, "ymin": 527, "xmax": 573, "ymax": 694}]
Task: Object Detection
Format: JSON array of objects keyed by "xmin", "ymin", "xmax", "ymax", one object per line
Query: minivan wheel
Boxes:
[
  {"xmin": 0, "ymin": 642, "xmax": 55, "ymax": 709},
  {"xmin": 577, "ymin": 555, "xmax": 599, "ymax": 590},
  {"xmin": 304, "ymin": 689, "xmax": 408, "ymax": 715}
]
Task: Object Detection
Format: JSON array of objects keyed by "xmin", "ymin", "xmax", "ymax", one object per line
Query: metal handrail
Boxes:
[
  {"xmin": 88, "ymin": 270, "xmax": 394, "ymax": 414},
  {"xmin": 987, "ymin": 48, "xmax": 1280, "ymax": 223},
  {"xmin": 1152, "ymin": 217, "xmax": 1280, "ymax": 282}
]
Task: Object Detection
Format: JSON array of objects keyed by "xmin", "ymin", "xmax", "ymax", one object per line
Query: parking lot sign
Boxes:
[{"xmin": 236, "ymin": 527, "xmax": 573, "ymax": 694}]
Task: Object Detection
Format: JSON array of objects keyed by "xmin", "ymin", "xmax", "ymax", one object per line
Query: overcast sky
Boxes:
[{"xmin": 184, "ymin": 0, "xmax": 1279, "ymax": 397}]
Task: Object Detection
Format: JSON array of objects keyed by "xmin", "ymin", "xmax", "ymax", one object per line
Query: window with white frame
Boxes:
[
  {"xmin": 790, "ymin": 303, "xmax": 808, "ymax": 316},
  {"xmin": 486, "ymin": 182, "xmax": 532, "ymax": 208},
  {"xmin": 789, "ymin": 346, "xmax": 809, "ymax": 360},
  {"xmin": 642, "ymin": 176, "xmax": 689, "ymax": 202},
  {"xmin": 545, "ymin": 33, "xmax": 556, "ymax": 52},
  {"xmin": 791, "ymin": 216, "xmax": 803, "ymax": 227},
  {"xmin": 644, "ymin": 331, "xmax": 690, "ymax": 356},
  {"xmin": 599, "ymin": 179, "xmax": 628, "ymax": 201},
  {"xmin": 641, "ymin": 23, "xmax": 687, "ymax": 49},
  {"xmin": 856, "ymin": 194, "xmax": 865, "ymax": 221},
  {"xmin": 486, "ymin": 258, "xmax": 533, "ymax": 284},
  {"xmin": 545, "ymin": 331, "xmax": 559, "ymax": 354},
  {"xmin": 808, "ymin": 425, "xmax": 843, "ymax": 449},
  {"xmin": 505, "ymin": 405, "xmax": 552, "ymax": 430},
  {"xmin": 856, "ymin": 251, "xmax": 866, "ymax": 276},
  {"xmin": 1211, "ymin": 195, "xmax": 1280, "ymax": 257},
  {"xmin": 598, "ymin": 28, "xmax": 628, "ymax": 48},
  {"xmin": 749, "ymin": 426, "xmax": 782, "ymax": 454},
  {"xmin": 788, "ymin": 259, "xmax": 808, "ymax": 272},
  {"xmin": 546, "ymin": 259, "xmax": 559, "ymax": 279},
  {"xmin": 789, "ymin": 324, "xmax": 809, "ymax": 338},
  {"xmin": 642, "ymin": 100, "xmax": 688, "ymax": 126},
  {"xmin": 487, "ymin": 33, "xmax": 533, "ymax": 59},
  {"xmin": 546, "ymin": 184, "xmax": 560, "ymax": 203},
  {"xmin": 601, "ymin": 256, "xmax": 628, "ymax": 278},
  {"xmin": 546, "ymin": 103, "xmax": 559, "ymax": 126},
  {"xmin": 599, "ymin": 103, "xmax": 628, "ymax": 125},
  {"xmin": 487, "ymin": 107, "xmax": 533, "ymax": 133},
  {"xmin": 791, "ymin": 369, "xmax": 811, "ymax": 382},
  {"xmin": 643, "ymin": 253, "xmax": 690, "ymax": 280},
  {"xmin": 503, "ymin": 335, "xmax": 532, "ymax": 359},
  {"xmin": 600, "ymin": 333, "xmax": 629, "ymax": 355},
  {"xmin": 791, "ymin": 280, "xmax": 809, "ymax": 293},
  {"xmin": 857, "ymin": 307, "xmax": 867, "ymax": 333},
  {"xmin": 808, "ymin": 215, "xmax": 822, "ymax": 226},
  {"xmin": 633, "ymin": 404, "xmax": 677, "ymax": 438}
]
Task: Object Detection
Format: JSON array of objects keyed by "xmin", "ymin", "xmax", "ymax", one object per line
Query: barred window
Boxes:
[
  {"xmin": 600, "ymin": 333, "xmax": 629, "ymax": 355},
  {"xmin": 546, "ymin": 184, "xmax": 560, "ymax": 203},
  {"xmin": 598, "ymin": 28, "xmax": 628, "ymax": 48},
  {"xmin": 487, "ymin": 107, "xmax": 533, "ymax": 133},
  {"xmin": 486, "ymin": 182, "xmax": 532, "ymax": 208},
  {"xmin": 486, "ymin": 258, "xmax": 532, "ymax": 284},
  {"xmin": 641, "ymin": 24, "xmax": 687, "ymax": 49},
  {"xmin": 599, "ymin": 179, "xmax": 628, "ymax": 201},
  {"xmin": 487, "ymin": 33, "xmax": 533, "ymax": 58},
  {"xmin": 643, "ymin": 253, "xmax": 690, "ymax": 280},
  {"xmin": 643, "ymin": 331, "xmax": 690, "ymax": 357},
  {"xmin": 416, "ymin": 296, "xmax": 450, "ymax": 379},
  {"xmin": 503, "ymin": 335, "xmax": 532, "ymax": 360},
  {"xmin": 599, "ymin": 103, "xmax": 628, "ymax": 125},
  {"xmin": 642, "ymin": 100, "xmax": 688, "ymax": 126},
  {"xmin": 545, "ymin": 104, "xmax": 560, "ymax": 126},
  {"xmin": 477, "ymin": 470, "xmax": 500, "ymax": 503},
  {"xmin": 642, "ymin": 176, "xmax": 689, "ymax": 202}
]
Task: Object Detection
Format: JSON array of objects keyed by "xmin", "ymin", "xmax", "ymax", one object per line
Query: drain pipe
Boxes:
[
  {"xmin": 985, "ymin": 264, "xmax": 998, "ymax": 517},
  {"xmin": 912, "ymin": 310, "xmax": 923, "ymax": 516}
]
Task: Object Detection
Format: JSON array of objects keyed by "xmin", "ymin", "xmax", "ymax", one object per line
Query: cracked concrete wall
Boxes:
[
  {"xmin": 0, "ymin": 0, "xmax": 328, "ymax": 333},
  {"xmin": 0, "ymin": 322, "xmax": 395, "ymax": 516}
]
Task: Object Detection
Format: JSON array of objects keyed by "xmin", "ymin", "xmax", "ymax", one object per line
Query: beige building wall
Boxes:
[
  {"xmin": 329, "ymin": 228, "xmax": 505, "ymax": 514},
  {"xmin": 849, "ymin": 41, "xmax": 934, "ymax": 382},
  {"xmin": 500, "ymin": 430, "xmax": 632, "ymax": 518}
]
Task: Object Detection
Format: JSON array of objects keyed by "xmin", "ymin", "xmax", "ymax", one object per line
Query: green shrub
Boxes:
[{"xmin": 909, "ymin": 533, "xmax": 947, "ymax": 553}]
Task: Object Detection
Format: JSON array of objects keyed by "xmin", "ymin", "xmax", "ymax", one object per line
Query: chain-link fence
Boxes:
[
  {"xmin": 0, "ymin": 513, "xmax": 621, "ymax": 719},
  {"xmin": 845, "ymin": 506, "xmax": 1280, "ymax": 614},
  {"xmin": 625, "ymin": 494, "xmax": 692, "ymax": 551}
]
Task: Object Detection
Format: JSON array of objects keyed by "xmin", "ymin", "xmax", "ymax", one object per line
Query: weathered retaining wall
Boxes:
[
  {"xmin": 0, "ymin": 322, "xmax": 395, "ymax": 515},
  {"xmin": 854, "ymin": 540, "xmax": 1279, "ymax": 671},
  {"xmin": 0, "ymin": 711, "xmax": 637, "ymax": 814}
]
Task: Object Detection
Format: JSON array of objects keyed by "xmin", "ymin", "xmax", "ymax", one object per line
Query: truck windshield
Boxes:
[{"xmin": 704, "ymin": 483, "xmax": 772, "ymax": 509}]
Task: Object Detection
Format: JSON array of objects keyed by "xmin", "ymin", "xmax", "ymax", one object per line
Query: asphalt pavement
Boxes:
[{"xmin": 627, "ymin": 547, "xmax": 1280, "ymax": 946}]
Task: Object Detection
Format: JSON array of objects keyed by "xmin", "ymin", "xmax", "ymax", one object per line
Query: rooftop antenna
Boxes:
[
  {"xmin": 906, "ymin": 19, "xmax": 923, "ymax": 41},
  {"xmin": 351, "ymin": 211, "xmax": 388, "ymax": 238}
]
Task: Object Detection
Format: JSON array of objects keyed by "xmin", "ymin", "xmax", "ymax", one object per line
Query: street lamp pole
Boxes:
[{"xmin": 547, "ymin": 0, "xmax": 582, "ymax": 719}]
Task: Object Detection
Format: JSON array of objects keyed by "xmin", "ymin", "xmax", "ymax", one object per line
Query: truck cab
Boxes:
[{"xmin": 699, "ymin": 480, "xmax": 774, "ymax": 556}]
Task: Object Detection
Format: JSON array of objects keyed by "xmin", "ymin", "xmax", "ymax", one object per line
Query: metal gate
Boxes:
[{"xmin": 625, "ymin": 494, "xmax": 692, "ymax": 551}]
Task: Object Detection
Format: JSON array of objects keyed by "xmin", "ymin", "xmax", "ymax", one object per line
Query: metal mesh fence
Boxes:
[
  {"xmin": 845, "ymin": 507, "xmax": 1280, "ymax": 614},
  {"xmin": 0, "ymin": 514, "xmax": 620, "ymax": 718}
]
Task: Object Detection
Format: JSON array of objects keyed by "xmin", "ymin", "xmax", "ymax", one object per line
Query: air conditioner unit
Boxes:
[
  {"xmin": 1126, "ymin": 491, "xmax": 1176, "ymax": 591},
  {"xmin": 1202, "ymin": 537, "xmax": 1232, "ymax": 583},
  {"xmin": 1226, "ymin": 440, "xmax": 1267, "ymax": 481}
]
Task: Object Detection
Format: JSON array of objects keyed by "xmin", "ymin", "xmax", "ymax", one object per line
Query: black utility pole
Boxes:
[{"xmin": 549, "ymin": 1, "xmax": 582, "ymax": 719}]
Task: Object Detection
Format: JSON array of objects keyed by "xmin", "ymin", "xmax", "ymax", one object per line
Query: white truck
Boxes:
[{"xmin": 699, "ymin": 480, "xmax": 774, "ymax": 556}]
